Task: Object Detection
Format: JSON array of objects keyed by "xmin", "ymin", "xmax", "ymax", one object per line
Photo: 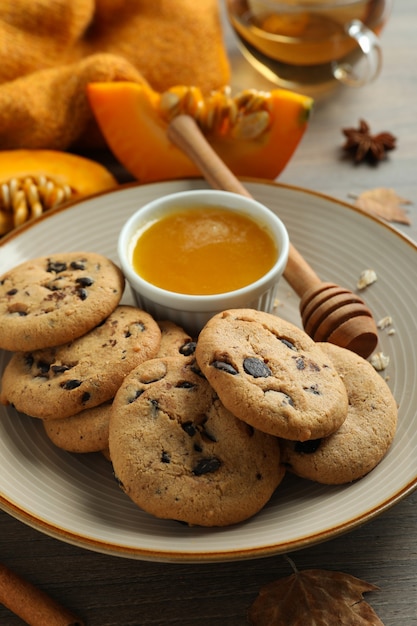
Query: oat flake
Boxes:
[
  {"xmin": 357, "ymin": 269, "xmax": 377, "ymax": 290},
  {"xmin": 377, "ymin": 315, "xmax": 393, "ymax": 329},
  {"xmin": 370, "ymin": 351, "xmax": 390, "ymax": 371}
]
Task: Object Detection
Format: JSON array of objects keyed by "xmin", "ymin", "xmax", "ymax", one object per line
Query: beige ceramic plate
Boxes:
[{"xmin": 0, "ymin": 179, "xmax": 416, "ymax": 563}]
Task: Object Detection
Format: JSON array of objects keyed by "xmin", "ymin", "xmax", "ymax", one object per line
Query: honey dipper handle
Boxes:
[{"xmin": 167, "ymin": 115, "xmax": 322, "ymax": 297}]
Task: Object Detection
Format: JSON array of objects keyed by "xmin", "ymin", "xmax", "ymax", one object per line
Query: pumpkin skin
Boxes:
[
  {"xmin": 87, "ymin": 82, "xmax": 313, "ymax": 183},
  {"xmin": 0, "ymin": 150, "xmax": 117, "ymax": 194}
]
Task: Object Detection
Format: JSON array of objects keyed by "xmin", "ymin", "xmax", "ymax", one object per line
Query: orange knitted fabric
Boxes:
[{"xmin": 0, "ymin": 0, "xmax": 230, "ymax": 149}]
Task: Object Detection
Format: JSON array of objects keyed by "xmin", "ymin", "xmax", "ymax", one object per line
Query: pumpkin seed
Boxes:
[
  {"xmin": 0, "ymin": 175, "xmax": 73, "ymax": 235},
  {"xmin": 159, "ymin": 86, "xmax": 271, "ymax": 139},
  {"xmin": 232, "ymin": 110, "xmax": 271, "ymax": 140}
]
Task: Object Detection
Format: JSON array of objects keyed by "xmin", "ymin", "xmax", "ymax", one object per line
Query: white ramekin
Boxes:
[{"xmin": 118, "ymin": 189, "xmax": 289, "ymax": 337}]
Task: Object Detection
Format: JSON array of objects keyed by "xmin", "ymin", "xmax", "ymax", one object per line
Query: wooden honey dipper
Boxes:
[{"xmin": 168, "ymin": 114, "xmax": 378, "ymax": 359}]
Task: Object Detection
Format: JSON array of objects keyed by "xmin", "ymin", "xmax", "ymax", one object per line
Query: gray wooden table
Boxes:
[{"xmin": 1, "ymin": 1, "xmax": 416, "ymax": 624}]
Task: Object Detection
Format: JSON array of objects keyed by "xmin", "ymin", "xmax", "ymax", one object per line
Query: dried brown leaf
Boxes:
[
  {"xmin": 248, "ymin": 568, "xmax": 384, "ymax": 626},
  {"xmin": 353, "ymin": 187, "xmax": 412, "ymax": 224}
]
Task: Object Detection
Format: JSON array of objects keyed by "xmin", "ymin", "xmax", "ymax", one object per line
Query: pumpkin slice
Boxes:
[
  {"xmin": 87, "ymin": 82, "xmax": 313, "ymax": 182},
  {"xmin": 0, "ymin": 150, "xmax": 117, "ymax": 235}
]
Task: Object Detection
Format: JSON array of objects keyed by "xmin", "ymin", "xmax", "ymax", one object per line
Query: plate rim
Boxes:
[{"xmin": 1, "ymin": 480, "xmax": 416, "ymax": 563}]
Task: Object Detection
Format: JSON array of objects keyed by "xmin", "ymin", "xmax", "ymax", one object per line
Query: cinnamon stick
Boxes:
[{"xmin": 0, "ymin": 563, "xmax": 84, "ymax": 626}]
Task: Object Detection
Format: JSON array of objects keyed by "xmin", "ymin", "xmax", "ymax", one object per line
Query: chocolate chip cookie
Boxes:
[
  {"xmin": 0, "ymin": 305, "xmax": 161, "ymax": 419},
  {"xmin": 280, "ymin": 342, "xmax": 398, "ymax": 484},
  {"xmin": 156, "ymin": 320, "xmax": 196, "ymax": 359},
  {"xmin": 109, "ymin": 356, "xmax": 284, "ymax": 527},
  {"xmin": 195, "ymin": 309, "xmax": 349, "ymax": 441},
  {"xmin": 43, "ymin": 400, "xmax": 113, "ymax": 453},
  {"xmin": 0, "ymin": 251, "xmax": 125, "ymax": 352}
]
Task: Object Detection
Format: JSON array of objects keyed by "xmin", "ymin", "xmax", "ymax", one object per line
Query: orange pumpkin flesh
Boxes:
[
  {"xmin": 0, "ymin": 150, "xmax": 117, "ymax": 194},
  {"xmin": 87, "ymin": 82, "xmax": 313, "ymax": 182}
]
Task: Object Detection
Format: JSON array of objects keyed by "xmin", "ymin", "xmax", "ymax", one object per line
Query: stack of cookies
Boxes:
[
  {"xmin": 195, "ymin": 309, "xmax": 398, "ymax": 487},
  {"xmin": 0, "ymin": 253, "xmax": 398, "ymax": 528},
  {"xmin": 0, "ymin": 251, "xmax": 163, "ymax": 449}
]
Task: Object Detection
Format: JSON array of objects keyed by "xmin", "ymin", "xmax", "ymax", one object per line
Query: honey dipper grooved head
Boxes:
[{"xmin": 299, "ymin": 283, "xmax": 378, "ymax": 359}]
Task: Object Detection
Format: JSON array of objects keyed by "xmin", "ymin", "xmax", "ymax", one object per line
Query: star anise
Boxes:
[{"xmin": 342, "ymin": 119, "xmax": 396, "ymax": 163}]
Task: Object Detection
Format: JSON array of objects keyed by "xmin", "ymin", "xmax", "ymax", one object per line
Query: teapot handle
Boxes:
[{"xmin": 332, "ymin": 19, "xmax": 383, "ymax": 86}]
